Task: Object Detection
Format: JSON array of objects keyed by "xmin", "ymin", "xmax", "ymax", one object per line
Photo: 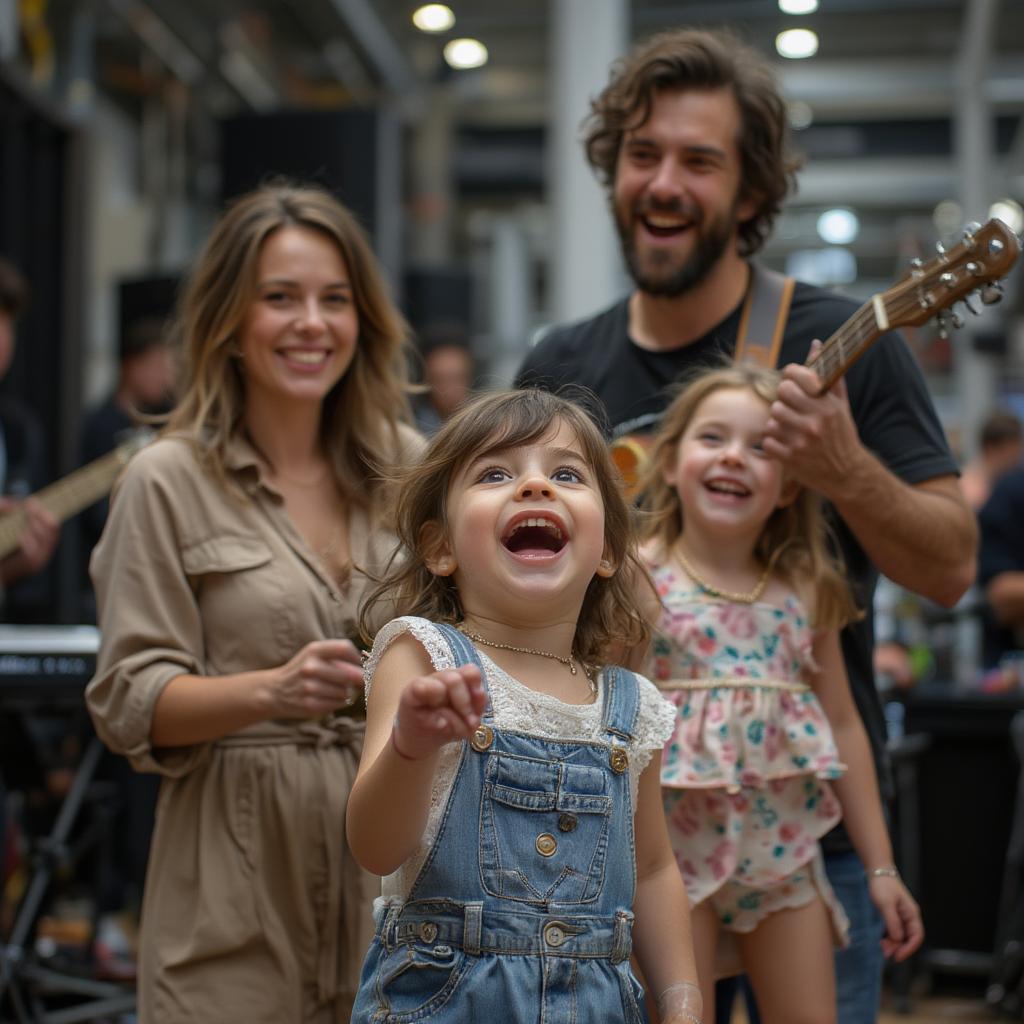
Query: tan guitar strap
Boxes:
[{"xmin": 734, "ymin": 264, "xmax": 795, "ymax": 369}]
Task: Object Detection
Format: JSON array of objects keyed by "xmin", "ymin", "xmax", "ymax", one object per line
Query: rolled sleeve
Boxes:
[{"xmin": 86, "ymin": 442, "xmax": 211, "ymax": 777}]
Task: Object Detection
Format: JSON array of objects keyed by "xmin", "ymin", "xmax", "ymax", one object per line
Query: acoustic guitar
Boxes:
[
  {"xmin": 611, "ymin": 217, "xmax": 1021, "ymax": 497},
  {"xmin": 0, "ymin": 431, "xmax": 153, "ymax": 560}
]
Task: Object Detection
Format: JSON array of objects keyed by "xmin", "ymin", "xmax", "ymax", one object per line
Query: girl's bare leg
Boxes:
[{"xmin": 738, "ymin": 898, "xmax": 836, "ymax": 1024}]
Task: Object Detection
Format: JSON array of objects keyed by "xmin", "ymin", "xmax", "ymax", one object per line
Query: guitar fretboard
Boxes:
[{"xmin": 0, "ymin": 448, "xmax": 130, "ymax": 561}]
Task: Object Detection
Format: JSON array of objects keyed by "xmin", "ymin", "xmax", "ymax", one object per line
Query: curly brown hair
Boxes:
[
  {"xmin": 359, "ymin": 388, "xmax": 650, "ymax": 668},
  {"xmin": 165, "ymin": 181, "xmax": 413, "ymax": 511},
  {"xmin": 639, "ymin": 363, "xmax": 860, "ymax": 630},
  {"xmin": 583, "ymin": 27, "xmax": 803, "ymax": 257}
]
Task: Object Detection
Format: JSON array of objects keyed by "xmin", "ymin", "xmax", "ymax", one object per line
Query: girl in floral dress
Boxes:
[{"xmin": 636, "ymin": 364, "xmax": 923, "ymax": 1023}]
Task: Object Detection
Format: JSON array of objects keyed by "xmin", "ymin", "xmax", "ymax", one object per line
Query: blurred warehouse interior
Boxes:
[{"xmin": 0, "ymin": 0, "xmax": 1022, "ymax": 609}]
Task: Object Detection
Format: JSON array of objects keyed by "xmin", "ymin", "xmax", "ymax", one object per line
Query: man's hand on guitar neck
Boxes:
[
  {"xmin": 761, "ymin": 338, "xmax": 868, "ymax": 502},
  {"xmin": 0, "ymin": 496, "xmax": 59, "ymax": 586}
]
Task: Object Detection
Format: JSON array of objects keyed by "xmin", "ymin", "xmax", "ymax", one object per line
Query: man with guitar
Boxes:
[
  {"xmin": 0, "ymin": 256, "xmax": 58, "ymax": 602},
  {"xmin": 517, "ymin": 27, "xmax": 979, "ymax": 1024}
]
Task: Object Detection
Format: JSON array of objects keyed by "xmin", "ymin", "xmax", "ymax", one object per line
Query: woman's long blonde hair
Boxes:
[
  {"xmin": 165, "ymin": 181, "xmax": 412, "ymax": 508},
  {"xmin": 639, "ymin": 364, "xmax": 860, "ymax": 629},
  {"xmin": 359, "ymin": 389, "xmax": 649, "ymax": 666}
]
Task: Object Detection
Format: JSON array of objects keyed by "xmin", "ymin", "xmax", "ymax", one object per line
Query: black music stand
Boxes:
[{"xmin": 0, "ymin": 627, "xmax": 136, "ymax": 1023}]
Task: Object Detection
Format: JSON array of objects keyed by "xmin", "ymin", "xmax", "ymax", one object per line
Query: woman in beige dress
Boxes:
[{"xmin": 86, "ymin": 183, "xmax": 421, "ymax": 1023}]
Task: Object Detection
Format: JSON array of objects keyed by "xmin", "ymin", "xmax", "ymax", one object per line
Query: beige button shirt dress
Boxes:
[{"xmin": 86, "ymin": 428, "xmax": 421, "ymax": 1024}]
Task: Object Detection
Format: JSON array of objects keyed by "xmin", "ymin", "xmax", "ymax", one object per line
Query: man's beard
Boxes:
[{"xmin": 617, "ymin": 199, "xmax": 737, "ymax": 298}]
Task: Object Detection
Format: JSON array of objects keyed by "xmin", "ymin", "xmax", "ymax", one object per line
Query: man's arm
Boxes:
[{"xmin": 764, "ymin": 363, "xmax": 976, "ymax": 608}]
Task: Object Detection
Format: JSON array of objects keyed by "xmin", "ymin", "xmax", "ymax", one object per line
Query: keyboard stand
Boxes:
[{"xmin": 1, "ymin": 736, "xmax": 136, "ymax": 1023}]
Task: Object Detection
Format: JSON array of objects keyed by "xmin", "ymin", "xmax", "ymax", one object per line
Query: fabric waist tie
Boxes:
[
  {"xmin": 214, "ymin": 718, "xmax": 364, "ymax": 750},
  {"xmin": 378, "ymin": 899, "xmax": 634, "ymax": 962}
]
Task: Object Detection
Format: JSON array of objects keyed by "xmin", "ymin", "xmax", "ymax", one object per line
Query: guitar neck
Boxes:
[
  {"xmin": 0, "ymin": 448, "xmax": 127, "ymax": 560},
  {"xmin": 806, "ymin": 299, "xmax": 884, "ymax": 391}
]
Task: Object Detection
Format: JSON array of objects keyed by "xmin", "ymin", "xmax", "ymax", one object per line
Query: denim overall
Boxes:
[{"xmin": 351, "ymin": 624, "xmax": 650, "ymax": 1023}]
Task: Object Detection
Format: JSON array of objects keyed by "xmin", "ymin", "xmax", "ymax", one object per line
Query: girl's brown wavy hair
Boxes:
[
  {"xmin": 639, "ymin": 364, "xmax": 860, "ymax": 630},
  {"xmin": 359, "ymin": 388, "xmax": 649, "ymax": 667}
]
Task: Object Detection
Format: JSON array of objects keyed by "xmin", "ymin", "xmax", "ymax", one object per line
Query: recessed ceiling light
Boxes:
[
  {"xmin": 776, "ymin": 28, "xmax": 819, "ymax": 59},
  {"xmin": 443, "ymin": 37, "xmax": 488, "ymax": 70},
  {"xmin": 817, "ymin": 208, "xmax": 859, "ymax": 245},
  {"xmin": 989, "ymin": 199, "xmax": 1024, "ymax": 235},
  {"xmin": 412, "ymin": 4, "xmax": 455, "ymax": 33},
  {"xmin": 933, "ymin": 199, "xmax": 964, "ymax": 236},
  {"xmin": 779, "ymin": 0, "xmax": 819, "ymax": 13}
]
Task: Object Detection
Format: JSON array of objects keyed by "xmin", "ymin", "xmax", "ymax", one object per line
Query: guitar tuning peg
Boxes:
[
  {"xmin": 949, "ymin": 309, "xmax": 965, "ymax": 330},
  {"xmin": 980, "ymin": 282, "xmax": 1004, "ymax": 305},
  {"xmin": 935, "ymin": 311, "xmax": 951, "ymax": 339},
  {"xmin": 909, "ymin": 257, "xmax": 924, "ymax": 270},
  {"xmin": 936, "ymin": 240, "xmax": 947, "ymax": 258},
  {"xmin": 962, "ymin": 221, "xmax": 982, "ymax": 241}
]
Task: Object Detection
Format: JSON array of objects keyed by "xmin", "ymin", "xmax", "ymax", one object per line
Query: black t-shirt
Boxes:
[
  {"xmin": 978, "ymin": 466, "xmax": 1024, "ymax": 668},
  {"xmin": 516, "ymin": 280, "xmax": 958, "ymax": 852}
]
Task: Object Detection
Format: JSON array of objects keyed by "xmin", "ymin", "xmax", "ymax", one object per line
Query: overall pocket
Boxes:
[
  {"xmin": 373, "ymin": 941, "xmax": 472, "ymax": 1022},
  {"xmin": 480, "ymin": 752, "xmax": 611, "ymax": 904}
]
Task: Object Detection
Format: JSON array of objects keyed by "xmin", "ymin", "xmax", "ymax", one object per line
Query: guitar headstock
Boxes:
[{"xmin": 881, "ymin": 218, "xmax": 1020, "ymax": 332}]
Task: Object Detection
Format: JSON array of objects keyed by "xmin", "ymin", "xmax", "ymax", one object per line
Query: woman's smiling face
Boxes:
[{"xmin": 238, "ymin": 224, "xmax": 358, "ymax": 415}]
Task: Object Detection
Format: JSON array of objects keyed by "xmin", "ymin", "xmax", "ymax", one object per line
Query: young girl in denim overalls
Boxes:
[
  {"xmin": 635, "ymin": 365, "xmax": 924, "ymax": 1023},
  {"xmin": 347, "ymin": 389, "xmax": 703, "ymax": 1023}
]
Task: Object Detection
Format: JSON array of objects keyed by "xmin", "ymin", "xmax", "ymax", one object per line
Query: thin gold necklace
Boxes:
[
  {"xmin": 674, "ymin": 545, "xmax": 771, "ymax": 605},
  {"xmin": 457, "ymin": 626, "xmax": 597, "ymax": 696}
]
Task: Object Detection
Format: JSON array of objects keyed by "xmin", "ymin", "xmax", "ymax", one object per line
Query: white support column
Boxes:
[
  {"xmin": 488, "ymin": 214, "xmax": 532, "ymax": 385},
  {"xmin": 548, "ymin": 0, "xmax": 627, "ymax": 325},
  {"xmin": 954, "ymin": 0, "xmax": 999, "ymax": 461}
]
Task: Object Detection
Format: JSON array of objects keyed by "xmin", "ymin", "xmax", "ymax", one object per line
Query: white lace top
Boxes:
[{"xmin": 364, "ymin": 616, "xmax": 676, "ymax": 902}]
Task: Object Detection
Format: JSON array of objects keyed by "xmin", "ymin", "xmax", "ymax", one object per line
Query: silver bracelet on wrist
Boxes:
[{"xmin": 869, "ymin": 866, "xmax": 900, "ymax": 879}]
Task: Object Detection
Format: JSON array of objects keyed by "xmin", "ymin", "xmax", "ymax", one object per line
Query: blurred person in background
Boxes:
[
  {"xmin": 0, "ymin": 256, "xmax": 58, "ymax": 604},
  {"xmin": 79, "ymin": 315, "xmax": 176, "ymax": 616},
  {"xmin": 86, "ymin": 182, "xmax": 422, "ymax": 1023},
  {"xmin": 518, "ymin": 26, "xmax": 976, "ymax": 1024},
  {"xmin": 959, "ymin": 408, "xmax": 1023, "ymax": 511},
  {"xmin": 411, "ymin": 326, "xmax": 475, "ymax": 436},
  {"xmin": 978, "ymin": 462, "xmax": 1024, "ymax": 672}
]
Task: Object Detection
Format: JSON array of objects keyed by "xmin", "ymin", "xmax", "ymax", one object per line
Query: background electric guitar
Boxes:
[
  {"xmin": 611, "ymin": 217, "xmax": 1021, "ymax": 497},
  {"xmin": 0, "ymin": 430, "xmax": 153, "ymax": 560}
]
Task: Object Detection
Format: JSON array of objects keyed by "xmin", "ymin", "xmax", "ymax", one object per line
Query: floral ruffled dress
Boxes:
[{"xmin": 646, "ymin": 559, "xmax": 850, "ymax": 964}]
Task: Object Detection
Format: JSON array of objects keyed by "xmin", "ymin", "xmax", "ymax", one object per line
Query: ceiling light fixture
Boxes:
[
  {"xmin": 776, "ymin": 28, "xmax": 819, "ymax": 59},
  {"xmin": 412, "ymin": 4, "xmax": 455, "ymax": 34},
  {"xmin": 817, "ymin": 208, "xmax": 859, "ymax": 245},
  {"xmin": 989, "ymin": 199, "xmax": 1024, "ymax": 235},
  {"xmin": 779, "ymin": 0, "xmax": 819, "ymax": 13},
  {"xmin": 443, "ymin": 37, "xmax": 487, "ymax": 70}
]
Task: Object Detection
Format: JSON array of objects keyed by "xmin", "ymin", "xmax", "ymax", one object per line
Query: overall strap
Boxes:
[
  {"xmin": 433, "ymin": 623, "xmax": 495, "ymax": 721},
  {"xmin": 734, "ymin": 263, "xmax": 795, "ymax": 369},
  {"xmin": 600, "ymin": 666, "xmax": 641, "ymax": 743}
]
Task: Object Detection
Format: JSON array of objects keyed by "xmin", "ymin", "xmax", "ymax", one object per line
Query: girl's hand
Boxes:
[
  {"xmin": 391, "ymin": 665, "xmax": 487, "ymax": 761},
  {"xmin": 869, "ymin": 873, "xmax": 924, "ymax": 962},
  {"xmin": 267, "ymin": 639, "xmax": 364, "ymax": 718}
]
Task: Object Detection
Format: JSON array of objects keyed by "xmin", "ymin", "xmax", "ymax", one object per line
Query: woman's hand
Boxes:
[
  {"xmin": 869, "ymin": 873, "xmax": 924, "ymax": 962},
  {"xmin": 267, "ymin": 639, "xmax": 365, "ymax": 718},
  {"xmin": 391, "ymin": 665, "xmax": 487, "ymax": 761}
]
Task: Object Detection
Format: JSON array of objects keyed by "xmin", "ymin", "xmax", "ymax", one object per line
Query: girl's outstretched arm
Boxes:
[
  {"xmin": 811, "ymin": 628, "xmax": 924, "ymax": 963},
  {"xmin": 345, "ymin": 633, "xmax": 486, "ymax": 876},
  {"xmin": 632, "ymin": 751, "xmax": 703, "ymax": 1023}
]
